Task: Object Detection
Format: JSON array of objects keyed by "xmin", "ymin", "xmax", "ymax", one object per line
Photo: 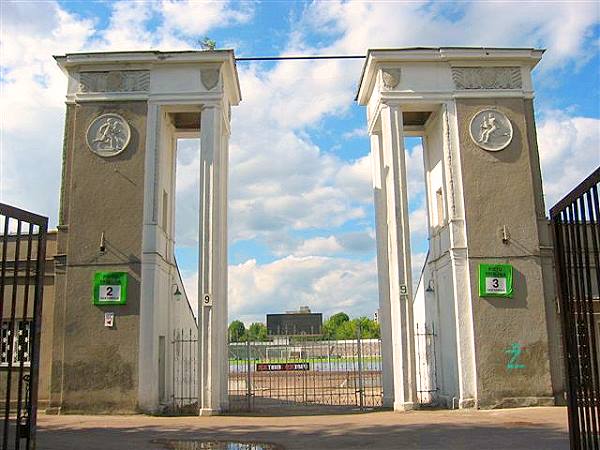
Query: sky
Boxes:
[{"xmin": 1, "ymin": 1, "xmax": 599, "ymax": 325}]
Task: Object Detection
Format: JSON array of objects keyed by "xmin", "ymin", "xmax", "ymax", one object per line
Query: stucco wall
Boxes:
[
  {"xmin": 50, "ymin": 101, "xmax": 148, "ymax": 413},
  {"xmin": 455, "ymin": 97, "xmax": 555, "ymax": 408}
]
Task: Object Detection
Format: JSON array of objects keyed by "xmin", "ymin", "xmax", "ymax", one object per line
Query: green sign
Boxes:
[
  {"xmin": 93, "ymin": 272, "xmax": 128, "ymax": 305},
  {"xmin": 478, "ymin": 264, "xmax": 513, "ymax": 298}
]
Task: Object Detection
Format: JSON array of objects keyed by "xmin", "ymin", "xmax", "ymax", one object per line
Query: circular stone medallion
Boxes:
[
  {"xmin": 469, "ymin": 109, "xmax": 513, "ymax": 152},
  {"xmin": 86, "ymin": 113, "xmax": 131, "ymax": 157}
]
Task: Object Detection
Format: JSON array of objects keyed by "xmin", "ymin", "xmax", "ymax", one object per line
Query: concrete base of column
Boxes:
[
  {"xmin": 199, "ymin": 408, "xmax": 221, "ymax": 416},
  {"xmin": 393, "ymin": 401, "xmax": 417, "ymax": 411},
  {"xmin": 459, "ymin": 398, "xmax": 476, "ymax": 409}
]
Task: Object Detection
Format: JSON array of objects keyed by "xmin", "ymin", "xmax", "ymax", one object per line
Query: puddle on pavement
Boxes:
[{"xmin": 158, "ymin": 440, "xmax": 283, "ymax": 450}]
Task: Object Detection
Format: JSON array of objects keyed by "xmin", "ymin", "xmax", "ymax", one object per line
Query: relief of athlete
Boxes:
[
  {"xmin": 93, "ymin": 118, "xmax": 124, "ymax": 150},
  {"xmin": 478, "ymin": 113, "xmax": 497, "ymax": 144}
]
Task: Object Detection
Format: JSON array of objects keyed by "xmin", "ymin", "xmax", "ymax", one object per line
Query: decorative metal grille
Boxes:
[
  {"xmin": 0, "ymin": 203, "xmax": 47, "ymax": 450},
  {"xmin": 551, "ymin": 167, "xmax": 600, "ymax": 450}
]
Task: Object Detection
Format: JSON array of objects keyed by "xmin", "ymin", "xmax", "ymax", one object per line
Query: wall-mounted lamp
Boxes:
[
  {"xmin": 501, "ymin": 225, "xmax": 511, "ymax": 245},
  {"xmin": 425, "ymin": 279, "xmax": 435, "ymax": 293},
  {"xmin": 99, "ymin": 231, "xmax": 106, "ymax": 253},
  {"xmin": 173, "ymin": 284, "xmax": 182, "ymax": 300}
]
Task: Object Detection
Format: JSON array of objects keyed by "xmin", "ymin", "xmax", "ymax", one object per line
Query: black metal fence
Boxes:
[
  {"xmin": 0, "ymin": 203, "xmax": 47, "ymax": 450},
  {"xmin": 228, "ymin": 333, "xmax": 383, "ymax": 413},
  {"xmin": 551, "ymin": 167, "xmax": 600, "ymax": 450}
]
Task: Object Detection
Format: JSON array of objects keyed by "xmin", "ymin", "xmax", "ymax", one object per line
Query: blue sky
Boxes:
[{"xmin": 1, "ymin": 1, "xmax": 599, "ymax": 324}]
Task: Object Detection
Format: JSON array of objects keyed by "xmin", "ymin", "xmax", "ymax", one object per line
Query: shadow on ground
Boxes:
[{"xmin": 36, "ymin": 417, "xmax": 568, "ymax": 450}]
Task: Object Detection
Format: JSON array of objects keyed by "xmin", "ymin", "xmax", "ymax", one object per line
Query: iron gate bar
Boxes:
[
  {"xmin": 578, "ymin": 193, "xmax": 600, "ymax": 443},
  {"xmin": 15, "ymin": 225, "xmax": 34, "ymax": 450},
  {"xmin": 0, "ymin": 203, "xmax": 47, "ymax": 450},
  {"xmin": 551, "ymin": 167, "xmax": 600, "ymax": 450},
  {"xmin": 3, "ymin": 219, "xmax": 21, "ymax": 450}
]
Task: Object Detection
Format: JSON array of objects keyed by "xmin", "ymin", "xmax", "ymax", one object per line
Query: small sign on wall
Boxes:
[
  {"xmin": 479, "ymin": 264, "xmax": 513, "ymax": 298},
  {"xmin": 104, "ymin": 312, "xmax": 115, "ymax": 328},
  {"xmin": 93, "ymin": 272, "xmax": 128, "ymax": 305}
]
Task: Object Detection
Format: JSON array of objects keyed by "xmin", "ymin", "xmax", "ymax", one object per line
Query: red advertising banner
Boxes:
[{"xmin": 256, "ymin": 362, "xmax": 310, "ymax": 372}]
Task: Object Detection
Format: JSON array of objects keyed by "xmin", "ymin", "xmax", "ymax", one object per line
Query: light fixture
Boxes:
[
  {"xmin": 173, "ymin": 284, "xmax": 182, "ymax": 300},
  {"xmin": 99, "ymin": 231, "xmax": 106, "ymax": 253},
  {"xmin": 425, "ymin": 279, "xmax": 435, "ymax": 293}
]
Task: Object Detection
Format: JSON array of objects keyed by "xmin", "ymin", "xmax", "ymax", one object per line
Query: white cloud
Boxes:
[
  {"xmin": 342, "ymin": 128, "xmax": 368, "ymax": 140},
  {"xmin": 94, "ymin": 1, "xmax": 160, "ymax": 51},
  {"xmin": 228, "ymin": 256, "xmax": 378, "ymax": 324},
  {"xmin": 159, "ymin": 0, "xmax": 254, "ymax": 37},
  {"xmin": 409, "ymin": 207, "xmax": 428, "ymax": 239},
  {"xmin": 0, "ymin": 3, "xmax": 95, "ymax": 217},
  {"xmin": 227, "ymin": 108, "xmax": 371, "ymax": 243},
  {"xmin": 293, "ymin": 236, "xmax": 343, "ymax": 257},
  {"xmin": 537, "ymin": 111, "xmax": 600, "ymax": 209},
  {"xmin": 290, "ymin": 231, "xmax": 375, "ymax": 257},
  {"xmin": 302, "ymin": 2, "xmax": 599, "ymax": 70},
  {"xmin": 1, "ymin": 0, "xmax": 598, "ymax": 329},
  {"xmin": 334, "ymin": 155, "xmax": 373, "ymax": 204}
]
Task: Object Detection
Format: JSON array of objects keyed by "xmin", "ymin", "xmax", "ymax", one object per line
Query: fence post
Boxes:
[
  {"xmin": 357, "ymin": 323, "xmax": 364, "ymax": 411},
  {"xmin": 246, "ymin": 339, "xmax": 252, "ymax": 411}
]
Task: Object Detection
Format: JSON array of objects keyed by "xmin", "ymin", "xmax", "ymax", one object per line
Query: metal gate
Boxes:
[
  {"xmin": 0, "ymin": 203, "xmax": 48, "ymax": 450},
  {"xmin": 551, "ymin": 167, "xmax": 600, "ymax": 450},
  {"xmin": 228, "ymin": 334, "xmax": 383, "ymax": 413}
]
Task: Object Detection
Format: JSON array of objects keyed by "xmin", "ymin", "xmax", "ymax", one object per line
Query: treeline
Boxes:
[
  {"xmin": 322, "ymin": 312, "xmax": 380, "ymax": 340},
  {"xmin": 228, "ymin": 321, "xmax": 267, "ymax": 342},
  {"xmin": 228, "ymin": 312, "xmax": 379, "ymax": 342}
]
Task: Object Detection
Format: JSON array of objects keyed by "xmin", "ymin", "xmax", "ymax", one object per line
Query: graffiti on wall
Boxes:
[{"xmin": 506, "ymin": 343, "xmax": 526, "ymax": 369}]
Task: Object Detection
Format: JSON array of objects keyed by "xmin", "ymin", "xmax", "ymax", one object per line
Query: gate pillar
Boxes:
[
  {"xmin": 198, "ymin": 104, "xmax": 230, "ymax": 414},
  {"xmin": 53, "ymin": 51, "xmax": 240, "ymax": 414},
  {"xmin": 376, "ymin": 104, "xmax": 418, "ymax": 410},
  {"xmin": 358, "ymin": 48, "xmax": 562, "ymax": 410}
]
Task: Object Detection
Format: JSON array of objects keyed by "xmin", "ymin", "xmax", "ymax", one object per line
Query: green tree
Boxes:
[
  {"xmin": 322, "ymin": 312, "xmax": 350, "ymax": 339},
  {"xmin": 200, "ymin": 36, "xmax": 216, "ymax": 50},
  {"xmin": 321, "ymin": 312, "xmax": 380, "ymax": 340},
  {"xmin": 245, "ymin": 322, "xmax": 268, "ymax": 342},
  {"xmin": 228, "ymin": 320, "xmax": 246, "ymax": 342},
  {"xmin": 353, "ymin": 316, "xmax": 380, "ymax": 339}
]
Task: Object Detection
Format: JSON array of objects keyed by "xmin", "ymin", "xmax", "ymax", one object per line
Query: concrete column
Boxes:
[
  {"xmin": 441, "ymin": 102, "xmax": 477, "ymax": 408},
  {"xmin": 370, "ymin": 130, "xmax": 394, "ymax": 408},
  {"xmin": 139, "ymin": 102, "xmax": 161, "ymax": 412},
  {"xmin": 379, "ymin": 104, "xmax": 417, "ymax": 410},
  {"xmin": 198, "ymin": 105, "xmax": 227, "ymax": 415},
  {"xmin": 218, "ymin": 122, "xmax": 230, "ymax": 412}
]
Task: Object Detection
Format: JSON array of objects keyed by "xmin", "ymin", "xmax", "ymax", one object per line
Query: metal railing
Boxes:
[
  {"xmin": 228, "ymin": 332, "xmax": 383, "ymax": 413},
  {"xmin": 551, "ymin": 167, "xmax": 600, "ymax": 450},
  {"xmin": 0, "ymin": 203, "xmax": 47, "ymax": 450}
]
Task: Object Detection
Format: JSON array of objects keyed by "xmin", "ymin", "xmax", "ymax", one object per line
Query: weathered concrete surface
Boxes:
[
  {"xmin": 50, "ymin": 101, "xmax": 147, "ymax": 414},
  {"xmin": 36, "ymin": 407, "xmax": 568, "ymax": 450},
  {"xmin": 455, "ymin": 97, "xmax": 557, "ymax": 408}
]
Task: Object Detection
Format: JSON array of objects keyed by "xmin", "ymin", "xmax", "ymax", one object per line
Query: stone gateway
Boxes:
[{"xmin": 27, "ymin": 47, "xmax": 563, "ymax": 415}]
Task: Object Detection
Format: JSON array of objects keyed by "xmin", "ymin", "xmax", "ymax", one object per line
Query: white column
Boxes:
[
  {"xmin": 442, "ymin": 102, "xmax": 478, "ymax": 408},
  {"xmin": 370, "ymin": 130, "xmax": 394, "ymax": 408},
  {"xmin": 139, "ymin": 103, "xmax": 161, "ymax": 412},
  {"xmin": 379, "ymin": 104, "xmax": 417, "ymax": 410},
  {"xmin": 218, "ymin": 120, "xmax": 230, "ymax": 411},
  {"xmin": 198, "ymin": 104, "xmax": 227, "ymax": 415}
]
